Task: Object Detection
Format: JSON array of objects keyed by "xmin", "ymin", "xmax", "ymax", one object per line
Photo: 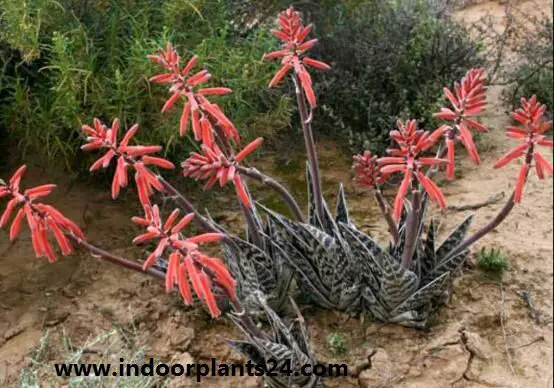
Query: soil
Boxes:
[{"xmin": 0, "ymin": 1, "xmax": 552, "ymax": 387}]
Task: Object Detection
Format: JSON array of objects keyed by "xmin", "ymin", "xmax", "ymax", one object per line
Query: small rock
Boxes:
[{"xmin": 462, "ymin": 330, "xmax": 492, "ymax": 360}]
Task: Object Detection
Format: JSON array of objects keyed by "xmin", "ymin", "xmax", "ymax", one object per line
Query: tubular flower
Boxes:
[
  {"xmin": 378, "ymin": 120, "xmax": 447, "ymax": 220},
  {"xmin": 0, "ymin": 166, "xmax": 85, "ymax": 262},
  {"xmin": 181, "ymin": 138, "xmax": 263, "ymax": 208},
  {"xmin": 81, "ymin": 118, "xmax": 175, "ymax": 207},
  {"xmin": 352, "ymin": 151, "xmax": 387, "ymax": 191},
  {"xmin": 494, "ymin": 96, "xmax": 553, "ymax": 203},
  {"xmin": 132, "ymin": 205, "xmax": 232, "ymax": 318},
  {"xmin": 148, "ymin": 43, "xmax": 239, "ymax": 143},
  {"xmin": 433, "ymin": 68, "xmax": 488, "ymax": 178},
  {"xmin": 263, "ymin": 6, "xmax": 330, "ymax": 108}
]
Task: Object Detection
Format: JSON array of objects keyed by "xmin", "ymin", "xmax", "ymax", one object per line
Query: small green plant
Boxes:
[
  {"xmin": 326, "ymin": 333, "xmax": 347, "ymax": 355},
  {"xmin": 477, "ymin": 247, "xmax": 509, "ymax": 275}
]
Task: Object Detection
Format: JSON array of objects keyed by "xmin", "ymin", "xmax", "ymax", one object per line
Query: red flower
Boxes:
[
  {"xmin": 433, "ymin": 68, "xmax": 488, "ymax": 179},
  {"xmin": 378, "ymin": 120, "xmax": 447, "ymax": 220},
  {"xmin": 494, "ymin": 96, "xmax": 553, "ymax": 203},
  {"xmin": 263, "ymin": 6, "xmax": 330, "ymax": 108},
  {"xmin": 81, "ymin": 118, "xmax": 174, "ymax": 207},
  {"xmin": 149, "ymin": 43, "xmax": 239, "ymax": 144},
  {"xmin": 181, "ymin": 138, "xmax": 263, "ymax": 208},
  {"xmin": 132, "ymin": 205, "xmax": 233, "ymax": 318},
  {"xmin": 0, "ymin": 166, "xmax": 85, "ymax": 262},
  {"xmin": 352, "ymin": 151, "xmax": 387, "ymax": 191}
]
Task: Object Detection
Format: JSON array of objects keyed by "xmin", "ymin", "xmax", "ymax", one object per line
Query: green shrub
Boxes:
[
  {"xmin": 502, "ymin": 8, "xmax": 553, "ymax": 115},
  {"xmin": 246, "ymin": 0, "xmax": 481, "ymax": 153},
  {"xmin": 476, "ymin": 247, "xmax": 509, "ymax": 275},
  {"xmin": 511, "ymin": 66, "xmax": 553, "ymax": 116},
  {"xmin": 309, "ymin": 0, "xmax": 483, "ymax": 153},
  {"xmin": 0, "ymin": 0, "xmax": 484, "ymax": 169},
  {"xmin": 0, "ymin": 0, "xmax": 288, "ymax": 170}
]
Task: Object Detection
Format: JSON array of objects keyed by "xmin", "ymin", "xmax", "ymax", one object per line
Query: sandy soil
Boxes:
[{"xmin": 1, "ymin": 1, "xmax": 553, "ymax": 387}]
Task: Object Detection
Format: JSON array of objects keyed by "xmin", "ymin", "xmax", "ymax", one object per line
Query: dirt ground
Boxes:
[{"xmin": 1, "ymin": 1, "xmax": 553, "ymax": 387}]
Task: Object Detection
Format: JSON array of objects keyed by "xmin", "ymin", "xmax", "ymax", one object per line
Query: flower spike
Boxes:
[
  {"xmin": 0, "ymin": 166, "xmax": 85, "ymax": 262},
  {"xmin": 377, "ymin": 120, "xmax": 448, "ymax": 220},
  {"xmin": 81, "ymin": 119, "xmax": 174, "ymax": 207},
  {"xmin": 181, "ymin": 138, "xmax": 263, "ymax": 208},
  {"xmin": 352, "ymin": 151, "xmax": 387, "ymax": 191},
  {"xmin": 132, "ymin": 205, "xmax": 232, "ymax": 318},
  {"xmin": 433, "ymin": 68, "xmax": 488, "ymax": 178},
  {"xmin": 264, "ymin": 6, "xmax": 330, "ymax": 108},
  {"xmin": 149, "ymin": 46, "xmax": 239, "ymax": 145},
  {"xmin": 494, "ymin": 96, "xmax": 553, "ymax": 203}
]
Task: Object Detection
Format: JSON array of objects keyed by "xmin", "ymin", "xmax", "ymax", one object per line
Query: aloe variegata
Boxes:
[{"xmin": 1, "ymin": 5, "xmax": 552, "ymax": 387}]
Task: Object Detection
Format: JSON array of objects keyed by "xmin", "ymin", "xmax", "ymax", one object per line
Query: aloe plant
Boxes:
[{"xmin": 1, "ymin": 5, "xmax": 553, "ymax": 387}]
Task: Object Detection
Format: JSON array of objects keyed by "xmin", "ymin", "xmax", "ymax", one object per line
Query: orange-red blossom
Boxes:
[
  {"xmin": 377, "ymin": 120, "xmax": 448, "ymax": 221},
  {"xmin": 149, "ymin": 43, "xmax": 239, "ymax": 143},
  {"xmin": 132, "ymin": 205, "xmax": 234, "ymax": 318},
  {"xmin": 81, "ymin": 118, "xmax": 175, "ymax": 207},
  {"xmin": 263, "ymin": 6, "xmax": 331, "ymax": 108},
  {"xmin": 181, "ymin": 138, "xmax": 264, "ymax": 209},
  {"xmin": 0, "ymin": 165, "xmax": 85, "ymax": 262},
  {"xmin": 494, "ymin": 96, "xmax": 553, "ymax": 202}
]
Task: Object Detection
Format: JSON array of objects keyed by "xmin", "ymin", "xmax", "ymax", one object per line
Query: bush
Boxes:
[
  {"xmin": 287, "ymin": 0, "xmax": 483, "ymax": 153},
  {"xmin": 505, "ymin": 10, "xmax": 553, "ymax": 115},
  {"xmin": 0, "ymin": 0, "xmax": 289, "ymax": 170}
]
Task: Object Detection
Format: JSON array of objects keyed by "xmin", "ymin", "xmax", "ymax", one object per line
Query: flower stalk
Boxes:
[
  {"xmin": 401, "ymin": 189, "xmax": 422, "ymax": 268},
  {"xmin": 158, "ymin": 176, "xmax": 219, "ymax": 233},
  {"xmin": 445, "ymin": 192, "xmax": 516, "ymax": 262},
  {"xmin": 237, "ymin": 165, "xmax": 304, "ymax": 222},
  {"xmin": 293, "ymin": 73, "xmax": 324, "ymax": 222},
  {"xmin": 67, "ymin": 234, "xmax": 167, "ymax": 279},
  {"xmin": 263, "ymin": 7, "xmax": 331, "ymax": 223},
  {"xmin": 374, "ymin": 189, "xmax": 400, "ymax": 245}
]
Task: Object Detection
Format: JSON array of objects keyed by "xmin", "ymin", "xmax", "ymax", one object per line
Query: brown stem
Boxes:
[
  {"xmin": 69, "ymin": 234, "xmax": 266, "ymax": 339},
  {"xmin": 237, "ymin": 166, "xmax": 304, "ymax": 222},
  {"xmin": 66, "ymin": 234, "xmax": 166, "ymax": 280},
  {"xmin": 401, "ymin": 190, "xmax": 422, "ymax": 268},
  {"xmin": 426, "ymin": 142, "xmax": 448, "ymax": 181},
  {"xmin": 292, "ymin": 73, "xmax": 324, "ymax": 223},
  {"xmin": 374, "ymin": 189, "xmax": 399, "ymax": 245},
  {"xmin": 158, "ymin": 177, "xmax": 219, "ymax": 233},
  {"xmin": 241, "ymin": 201, "xmax": 263, "ymax": 249},
  {"xmin": 444, "ymin": 192, "xmax": 515, "ymax": 261},
  {"xmin": 445, "ymin": 149, "xmax": 533, "ymax": 261}
]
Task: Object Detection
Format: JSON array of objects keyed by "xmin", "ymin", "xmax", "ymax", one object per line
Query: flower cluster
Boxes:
[
  {"xmin": 352, "ymin": 151, "xmax": 386, "ymax": 191},
  {"xmin": 149, "ymin": 43, "xmax": 239, "ymax": 142},
  {"xmin": 81, "ymin": 118, "xmax": 174, "ymax": 206},
  {"xmin": 263, "ymin": 6, "xmax": 331, "ymax": 108},
  {"xmin": 434, "ymin": 68, "xmax": 488, "ymax": 179},
  {"xmin": 494, "ymin": 96, "xmax": 553, "ymax": 202},
  {"xmin": 377, "ymin": 120, "xmax": 447, "ymax": 220},
  {"xmin": 132, "ymin": 205, "xmax": 233, "ymax": 317},
  {"xmin": 181, "ymin": 138, "xmax": 264, "ymax": 208},
  {"xmin": 0, "ymin": 166, "xmax": 85, "ymax": 262},
  {"xmin": 149, "ymin": 45, "xmax": 263, "ymax": 209}
]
